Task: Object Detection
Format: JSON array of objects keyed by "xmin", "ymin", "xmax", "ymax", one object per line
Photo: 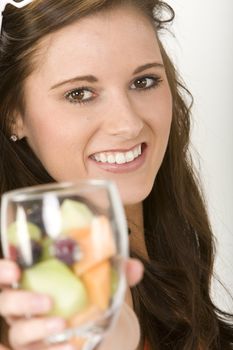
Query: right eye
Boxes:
[{"xmin": 64, "ymin": 88, "xmax": 96, "ymax": 104}]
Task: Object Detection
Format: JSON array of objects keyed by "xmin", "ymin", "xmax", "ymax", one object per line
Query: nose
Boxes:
[{"xmin": 102, "ymin": 91, "xmax": 144, "ymax": 140}]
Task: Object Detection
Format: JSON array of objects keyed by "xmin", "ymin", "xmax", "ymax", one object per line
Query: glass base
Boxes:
[
  {"xmin": 46, "ymin": 332, "xmax": 102, "ymax": 350},
  {"xmin": 45, "ymin": 325, "xmax": 104, "ymax": 349},
  {"xmin": 45, "ymin": 307, "xmax": 118, "ymax": 347}
]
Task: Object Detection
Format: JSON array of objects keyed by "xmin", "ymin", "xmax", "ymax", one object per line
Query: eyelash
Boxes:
[{"xmin": 64, "ymin": 75, "xmax": 163, "ymax": 105}]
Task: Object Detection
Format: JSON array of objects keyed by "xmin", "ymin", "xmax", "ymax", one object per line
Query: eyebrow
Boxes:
[{"xmin": 50, "ymin": 62, "xmax": 164, "ymax": 90}]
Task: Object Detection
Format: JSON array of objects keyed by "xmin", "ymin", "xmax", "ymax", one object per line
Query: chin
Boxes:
[{"xmin": 116, "ymin": 180, "xmax": 154, "ymax": 206}]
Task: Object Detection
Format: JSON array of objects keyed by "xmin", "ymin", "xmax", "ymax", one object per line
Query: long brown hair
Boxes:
[{"xmin": 0, "ymin": 1, "xmax": 232, "ymax": 348}]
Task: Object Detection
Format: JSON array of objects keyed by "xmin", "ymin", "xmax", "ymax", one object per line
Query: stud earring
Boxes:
[{"xmin": 10, "ymin": 134, "xmax": 18, "ymax": 142}]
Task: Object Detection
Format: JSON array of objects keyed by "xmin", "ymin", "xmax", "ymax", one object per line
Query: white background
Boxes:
[{"xmin": 162, "ymin": 1, "xmax": 233, "ymax": 310}]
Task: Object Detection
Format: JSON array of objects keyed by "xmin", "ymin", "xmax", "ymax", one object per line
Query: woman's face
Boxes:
[{"xmin": 17, "ymin": 5, "xmax": 172, "ymax": 205}]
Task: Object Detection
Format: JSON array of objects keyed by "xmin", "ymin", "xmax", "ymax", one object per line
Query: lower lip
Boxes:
[{"xmin": 88, "ymin": 144, "xmax": 148, "ymax": 174}]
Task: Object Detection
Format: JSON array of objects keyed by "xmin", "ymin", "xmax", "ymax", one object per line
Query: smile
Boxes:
[{"xmin": 91, "ymin": 144, "xmax": 142, "ymax": 164}]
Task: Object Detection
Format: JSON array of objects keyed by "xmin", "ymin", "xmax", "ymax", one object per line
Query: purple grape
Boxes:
[{"xmin": 54, "ymin": 238, "xmax": 82, "ymax": 265}]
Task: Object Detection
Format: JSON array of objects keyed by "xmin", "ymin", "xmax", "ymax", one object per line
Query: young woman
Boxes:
[{"xmin": 0, "ymin": 0, "xmax": 232, "ymax": 349}]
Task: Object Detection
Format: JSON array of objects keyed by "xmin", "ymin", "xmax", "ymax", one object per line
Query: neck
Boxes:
[{"xmin": 124, "ymin": 202, "xmax": 148, "ymax": 259}]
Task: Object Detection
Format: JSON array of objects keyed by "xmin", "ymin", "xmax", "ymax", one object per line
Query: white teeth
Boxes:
[
  {"xmin": 138, "ymin": 144, "xmax": 142, "ymax": 155},
  {"xmin": 107, "ymin": 155, "xmax": 115, "ymax": 164},
  {"xmin": 125, "ymin": 151, "xmax": 134, "ymax": 162},
  {"xmin": 94, "ymin": 154, "xmax": 101, "ymax": 162},
  {"xmin": 133, "ymin": 148, "xmax": 138, "ymax": 158},
  {"xmin": 115, "ymin": 153, "xmax": 126, "ymax": 164},
  {"xmin": 92, "ymin": 144, "xmax": 143, "ymax": 164},
  {"xmin": 100, "ymin": 153, "xmax": 107, "ymax": 163}
]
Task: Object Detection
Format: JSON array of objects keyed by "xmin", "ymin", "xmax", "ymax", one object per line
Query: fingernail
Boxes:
[
  {"xmin": 46, "ymin": 318, "xmax": 66, "ymax": 332},
  {"xmin": 31, "ymin": 295, "xmax": 52, "ymax": 312}
]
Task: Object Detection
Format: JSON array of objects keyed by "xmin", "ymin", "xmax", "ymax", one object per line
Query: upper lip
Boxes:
[{"xmin": 89, "ymin": 142, "xmax": 145, "ymax": 156}]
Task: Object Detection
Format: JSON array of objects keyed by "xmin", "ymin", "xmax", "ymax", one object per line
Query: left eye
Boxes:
[
  {"xmin": 65, "ymin": 88, "xmax": 94, "ymax": 104},
  {"xmin": 131, "ymin": 76, "xmax": 161, "ymax": 90}
]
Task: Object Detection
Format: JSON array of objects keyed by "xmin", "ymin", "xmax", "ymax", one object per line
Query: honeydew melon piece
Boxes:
[
  {"xmin": 7, "ymin": 222, "xmax": 41, "ymax": 245},
  {"xmin": 82, "ymin": 260, "xmax": 111, "ymax": 310},
  {"xmin": 20, "ymin": 258, "xmax": 88, "ymax": 319},
  {"xmin": 41, "ymin": 237, "xmax": 54, "ymax": 260},
  {"xmin": 60, "ymin": 199, "xmax": 93, "ymax": 232},
  {"xmin": 111, "ymin": 267, "xmax": 119, "ymax": 296},
  {"xmin": 70, "ymin": 216, "xmax": 116, "ymax": 275}
]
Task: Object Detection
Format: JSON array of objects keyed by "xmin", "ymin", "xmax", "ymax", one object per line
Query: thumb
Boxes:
[{"xmin": 99, "ymin": 302, "xmax": 140, "ymax": 350}]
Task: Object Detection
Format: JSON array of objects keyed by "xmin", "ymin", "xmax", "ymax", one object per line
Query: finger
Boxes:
[
  {"xmin": 100, "ymin": 302, "xmax": 140, "ymax": 350},
  {"xmin": 0, "ymin": 290, "xmax": 52, "ymax": 317},
  {"xmin": 125, "ymin": 258, "xmax": 144, "ymax": 287},
  {"xmin": 0, "ymin": 260, "xmax": 21, "ymax": 286},
  {"xmin": 9, "ymin": 317, "xmax": 66, "ymax": 349}
]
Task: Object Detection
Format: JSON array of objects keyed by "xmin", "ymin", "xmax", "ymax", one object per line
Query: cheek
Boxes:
[
  {"xmin": 23, "ymin": 99, "xmax": 88, "ymax": 152},
  {"xmin": 147, "ymin": 86, "xmax": 173, "ymax": 136},
  {"xmin": 23, "ymin": 107, "xmax": 92, "ymax": 174},
  {"xmin": 23, "ymin": 117, "xmax": 85, "ymax": 181},
  {"xmin": 22, "ymin": 81, "xmax": 98, "ymax": 181},
  {"xmin": 24, "ymin": 113, "xmax": 66, "ymax": 155}
]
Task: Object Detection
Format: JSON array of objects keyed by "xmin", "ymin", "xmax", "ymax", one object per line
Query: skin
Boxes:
[
  {"xmin": 15, "ymin": 6, "xmax": 172, "ymax": 206},
  {"xmin": 1, "ymin": 4, "xmax": 173, "ymax": 350}
]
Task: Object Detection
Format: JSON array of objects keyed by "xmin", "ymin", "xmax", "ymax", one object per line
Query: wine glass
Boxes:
[{"xmin": 1, "ymin": 180, "xmax": 128, "ymax": 350}]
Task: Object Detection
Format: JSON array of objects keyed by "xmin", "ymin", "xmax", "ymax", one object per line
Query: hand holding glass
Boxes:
[{"xmin": 1, "ymin": 180, "xmax": 128, "ymax": 349}]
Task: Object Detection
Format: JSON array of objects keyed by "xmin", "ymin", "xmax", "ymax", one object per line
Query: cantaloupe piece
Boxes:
[
  {"xmin": 81, "ymin": 260, "xmax": 111, "ymax": 310},
  {"xmin": 68, "ymin": 304, "xmax": 101, "ymax": 328},
  {"xmin": 70, "ymin": 336, "xmax": 85, "ymax": 348},
  {"xmin": 69, "ymin": 216, "xmax": 116, "ymax": 275}
]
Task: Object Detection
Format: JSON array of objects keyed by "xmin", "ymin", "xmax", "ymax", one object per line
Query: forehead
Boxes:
[{"xmin": 31, "ymin": 6, "xmax": 162, "ymax": 80}]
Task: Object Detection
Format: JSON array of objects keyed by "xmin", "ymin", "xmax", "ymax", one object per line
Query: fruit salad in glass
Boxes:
[{"xmin": 1, "ymin": 180, "xmax": 128, "ymax": 349}]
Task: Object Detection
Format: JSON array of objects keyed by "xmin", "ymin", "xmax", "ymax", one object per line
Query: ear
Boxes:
[{"xmin": 11, "ymin": 112, "xmax": 26, "ymax": 140}]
